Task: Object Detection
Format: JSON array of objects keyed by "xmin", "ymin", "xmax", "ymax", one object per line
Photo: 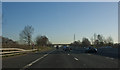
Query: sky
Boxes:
[
  {"xmin": 1, "ymin": 0, "xmax": 119, "ymax": 2},
  {"xmin": 2, "ymin": 2, "xmax": 118, "ymax": 44},
  {"xmin": 0, "ymin": 2, "xmax": 1, "ymax": 36}
]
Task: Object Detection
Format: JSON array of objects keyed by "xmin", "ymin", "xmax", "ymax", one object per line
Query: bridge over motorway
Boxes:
[{"xmin": 52, "ymin": 44, "xmax": 71, "ymax": 47}]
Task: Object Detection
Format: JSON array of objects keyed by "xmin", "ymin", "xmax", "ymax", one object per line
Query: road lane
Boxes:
[
  {"xmin": 2, "ymin": 48, "xmax": 119, "ymax": 69},
  {"xmin": 70, "ymin": 51, "xmax": 118, "ymax": 68},
  {"xmin": 27, "ymin": 48, "xmax": 118, "ymax": 68},
  {"xmin": 28, "ymin": 49, "xmax": 87, "ymax": 68},
  {"xmin": 2, "ymin": 50, "xmax": 55, "ymax": 68}
]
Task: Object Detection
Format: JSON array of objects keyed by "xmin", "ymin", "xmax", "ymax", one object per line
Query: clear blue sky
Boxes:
[{"xmin": 2, "ymin": 2, "xmax": 118, "ymax": 44}]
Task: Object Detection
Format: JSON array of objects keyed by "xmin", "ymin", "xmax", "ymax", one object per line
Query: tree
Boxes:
[
  {"xmin": 97, "ymin": 34, "xmax": 104, "ymax": 43},
  {"xmin": 90, "ymin": 37, "xmax": 94, "ymax": 45},
  {"xmin": 19, "ymin": 25, "xmax": 34, "ymax": 45},
  {"xmin": 82, "ymin": 38, "xmax": 91, "ymax": 47},
  {"xmin": 94, "ymin": 33, "xmax": 97, "ymax": 42},
  {"xmin": 92, "ymin": 34, "xmax": 105, "ymax": 47},
  {"xmin": 94, "ymin": 40, "xmax": 99, "ymax": 46},
  {"xmin": 72, "ymin": 40, "xmax": 81, "ymax": 47},
  {"xmin": 35, "ymin": 35, "xmax": 50, "ymax": 46},
  {"xmin": 97, "ymin": 34, "xmax": 104, "ymax": 46},
  {"xmin": 47, "ymin": 41, "xmax": 52, "ymax": 47},
  {"xmin": 106, "ymin": 36, "xmax": 113, "ymax": 46}
]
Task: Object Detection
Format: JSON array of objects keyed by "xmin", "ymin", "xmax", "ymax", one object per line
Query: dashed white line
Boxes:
[
  {"xmin": 87, "ymin": 54, "xmax": 91, "ymax": 55},
  {"xmin": 110, "ymin": 58, "xmax": 114, "ymax": 60},
  {"xmin": 74, "ymin": 57, "xmax": 79, "ymax": 61},
  {"xmin": 105, "ymin": 57, "xmax": 114, "ymax": 60}
]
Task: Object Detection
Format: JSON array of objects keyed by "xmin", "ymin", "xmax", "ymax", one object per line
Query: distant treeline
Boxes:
[
  {"xmin": 70, "ymin": 34, "xmax": 119, "ymax": 48},
  {"xmin": 2, "ymin": 25, "xmax": 52, "ymax": 49},
  {"xmin": 2, "ymin": 25, "xmax": 119, "ymax": 48}
]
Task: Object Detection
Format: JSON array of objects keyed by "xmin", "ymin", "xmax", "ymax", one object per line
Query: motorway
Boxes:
[{"xmin": 2, "ymin": 47, "xmax": 119, "ymax": 69}]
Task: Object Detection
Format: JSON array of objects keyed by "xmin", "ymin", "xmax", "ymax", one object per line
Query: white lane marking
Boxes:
[
  {"xmin": 87, "ymin": 54, "xmax": 91, "ymax": 55},
  {"xmin": 74, "ymin": 57, "xmax": 79, "ymax": 61},
  {"xmin": 23, "ymin": 56, "xmax": 44, "ymax": 69},
  {"xmin": 105, "ymin": 57, "xmax": 114, "ymax": 60},
  {"xmin": 44, "ymin": 54, "xmax": 48, "ymax": 57},
  {"xmin": 110, "ymin": 58, "xmax": 114, "ymax": 60},
  {"xmin": 68, "ymin": 54, "xmax": 70, "ymax": 55},
  {"xmin": 21, "ymin": 50, "xmax": 55, "ymax": 70}
]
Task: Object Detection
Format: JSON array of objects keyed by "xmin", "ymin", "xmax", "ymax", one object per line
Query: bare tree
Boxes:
[
  {"xmin": 94, "ymin": 40, "xmax": 99, "ymax": 46},
  {"xmin": 82, "ymin": 38, "xmax": 91, "ymax": 47},
  {"xmin": 19, "ymin": 25, "xmax": 34, "ymax": 45},
  {"xmin": 35, "ymin": 35, "xmax": 49, "ymax": 47},
  {"xmin": 94, "ymin": 33, "xmax": 97, "ymax": 42},
  {"xmin": 106, "ymin": 36, "xmax": 113, "ymax": 45},
  {"xmin": 90, "ymin": 37, "xmax": 94, "ymax": 45},
  {"xmin": 97, "ymin": 34, "xmax": 104, "ymax": 42},
  {"xmin": 72, "ymin": 40, "xmax": 81, "ymax": 47}
]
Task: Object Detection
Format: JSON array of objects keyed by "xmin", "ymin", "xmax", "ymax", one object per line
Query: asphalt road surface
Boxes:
[{"xmin": 2, "ymin": 48, "xmax": 119, "ymax": 69}]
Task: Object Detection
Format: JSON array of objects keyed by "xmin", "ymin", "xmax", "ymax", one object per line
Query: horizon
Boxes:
[{"xmin": 2, "ymin": 2, "xmax": 118, "ymax": 44}]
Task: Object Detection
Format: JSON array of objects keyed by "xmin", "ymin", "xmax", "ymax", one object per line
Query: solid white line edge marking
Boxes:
[
  {"xmin": 21, "ymin": 50, "xmax": 55, "ymax": 69},
  {"xmin": 105, "ymin": 57, "xmax": 114, "ymax": 60}
]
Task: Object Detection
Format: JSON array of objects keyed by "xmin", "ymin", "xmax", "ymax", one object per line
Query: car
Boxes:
[
  {"xmin": 63, "ymin": 46, "xmax": 71, "ymax": 52},
  {"xmin": 85, "ymin": 47, "xmax": 97, "ymax": 53}
]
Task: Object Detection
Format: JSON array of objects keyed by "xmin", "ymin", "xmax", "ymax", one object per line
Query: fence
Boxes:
[{"xmin": 0, "ymin": 48, "xmax": 37, "ymax": 57}]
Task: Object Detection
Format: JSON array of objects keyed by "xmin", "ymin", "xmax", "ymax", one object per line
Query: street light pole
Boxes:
[{"xmin": 74, "ymin": 34, "xmax": 75, "ymax": 42}]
